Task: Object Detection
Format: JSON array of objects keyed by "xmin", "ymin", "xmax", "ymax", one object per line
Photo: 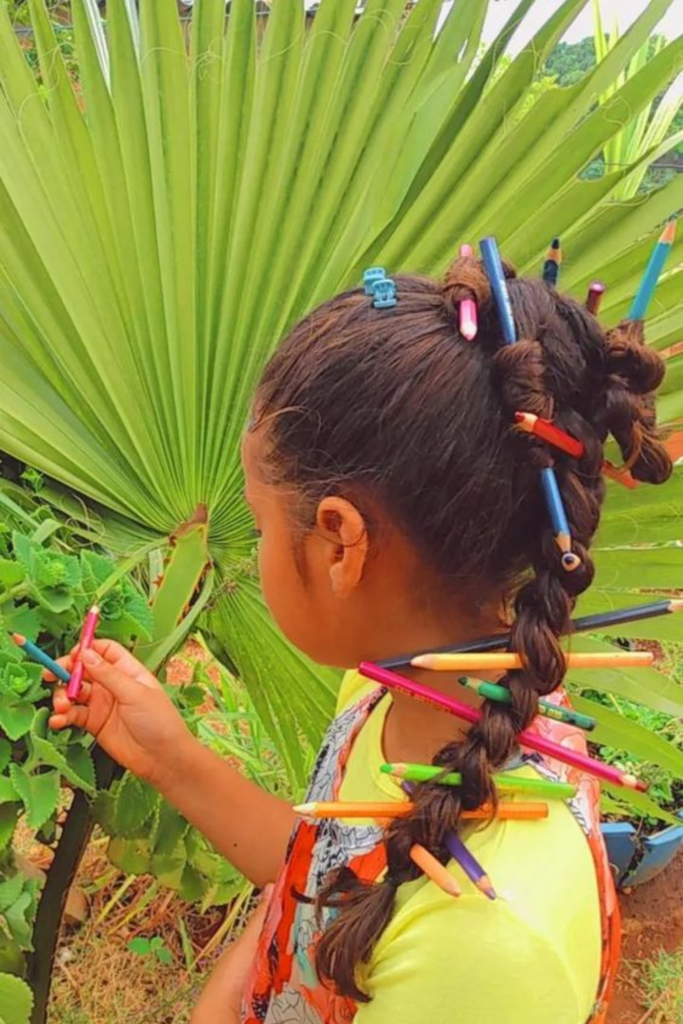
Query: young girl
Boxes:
[{"xmin": 49, "ymin": 250, "xmax": 671, "ymax": 1024}]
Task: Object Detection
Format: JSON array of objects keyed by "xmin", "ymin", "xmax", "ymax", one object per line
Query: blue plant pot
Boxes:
[{"xmin": 601, "ymin": 814, "xmax": 683, "ymax": 888}]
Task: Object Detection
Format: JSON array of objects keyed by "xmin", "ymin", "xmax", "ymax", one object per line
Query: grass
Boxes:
[{"xmin": 639, "ymin": 948, "xmax": 683, "ymax": 1024}]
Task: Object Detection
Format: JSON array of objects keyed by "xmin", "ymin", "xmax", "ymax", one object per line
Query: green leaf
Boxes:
[
  {"xmin": 0, "ymin": 704, "xmax": 34, "ymax": 743},
  {"xmin": 0, "ymin": 560, "xmax": 24, "ymax": 587},
  {"xmin": 107, "ymin": 837, "xmax": 152, "ymax": 876},
  {"xmin": 8, "ymin": 765, "xmax": 60, "ymax": 831},
  {"xmin": 0, "ymin": 805, "xmax": 19, "ymax": 851},
  {"xmin": 0, "ymin": 875, "xmax": 25, "ymax": 915},
  {"xmin": 0, "ymin": 775, "xmax": 17, "ymax": 803},
  {"xmin": 112, "ymin": 773, "xmax": 158, "ymax": 837},
  {"xmin": 24, "ymin": 708, "xmax": 95, "ymax": 793},
  {"xmin": 150, "ymin": 801, "xmax": 188, "ymax": 857},
  {"xmin": 570, "ymin": 695, "xmax": 683, "ymax": 777},
  {"xmin": 0, "ymin": 973, "xmax": 33, "ymax": 1024},
  {"xmin": 3, "ymin": 892, "xmax": 34, "ymax": 951}
]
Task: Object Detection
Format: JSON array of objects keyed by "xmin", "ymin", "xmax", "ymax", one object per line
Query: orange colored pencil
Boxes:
[
  {"xmin": 410, "ymin": 844, "xmax": 461, "ymax": 897},
  {"xmin": 293, "ymin": 802, "xmax": 548, "ymax": 821},
  {"xmin": 411, "ymin": 651, "xmax": 652, "ymax": 671}
]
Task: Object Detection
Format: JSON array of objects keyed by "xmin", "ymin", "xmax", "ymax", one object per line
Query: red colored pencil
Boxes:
[
  {"xmin": 514, "ymin": 412, "xmax": 584, "ymax": 459},
  {"xmin": 586, "ymin": 281, "xmax": 606, "ymax": 315},
  {"xmin": 66, "ymin": 605, "xmax": 100, "ymax": 700}
]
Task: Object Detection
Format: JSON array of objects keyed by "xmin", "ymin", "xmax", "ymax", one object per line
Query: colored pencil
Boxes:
[
  {"xmin": 602, "ymin": 461, "xmax": 638, "ymax": 489},
  {"xmin": 513, "ymin": 412, "xmax": 636, "ymax": 488},
  {"xmin": 293, "ymin": 801, "xmax": 548, "ymax": 821},
  {"xmin": 66, "ymin": 605, "xmax": 100, "ymax": 701},
  {"xmin": 542, "ymin": 237, "xmax": 561, "ymax": 286},
  {"xmin": 480, "ymin": 236, "xmax": 517, "ymax": 344},
  {"xmin": 458, "ymin": 677, "xmax": 596, "ymax": 731},
  {"xmin": 11, "ymin": 633, "xmax": 71, "ymax": 684},
  {"xmin": 458, "ymin": 244, "xmax": 478, "ymax": 341},
  {"xmin": 514, "ymin": 412, "xmax": 584, "ymax": 459},
  {"xmin": 410, "ymin": 652, "xmax": 652, "ymax": 671},
  {"xmin": 378, "ymin": 599, "xmax": 681, "ymax": 669},
  {"xmin": 382, "ymin": 763, "xmax": 577, "ymax": 800},
  {"xmin": 629, "ymin": 218, "xmax": 677, "ymax": 320},
  {"xmin": 540, "ymin": 466, "xmax": 581, "ymax": 571},
  {"xmin": 445, "ymin": 832, "xmax": 496, "ymax": 899},
  {"xmin": 358, "ymin": 662, "xmax": 648, "ymax": 792},
  {"xmin": 411, "ymin": 843, "xmax": 462, "ymax": 897},
  {"xmin": 586, "ymin": 281, "xmax": 606, "ymax": 315}
]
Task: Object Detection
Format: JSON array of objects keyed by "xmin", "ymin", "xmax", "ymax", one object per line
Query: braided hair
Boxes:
[{"xmin": 254, "ymin": 251, "xmax": 672, "ymax": 1002}]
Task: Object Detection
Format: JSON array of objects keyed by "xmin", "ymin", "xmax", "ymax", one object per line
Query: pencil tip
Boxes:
[
  {"xmin": 293, "ymin": 803, "xmax": 313, "ymax": 815},
  {"xmin": 551, "ymin": 237, "xmax": 560, "ymax": 248},
  {"xmin": 484, "ymin": 887, "xmax": 497, "ymax": 901},
  {"xmin": 379, "ymin": 763, "xmax": 392, "ymax": 774},
  {"xmin": 669, "ymin": 600, "xmax": 683, "ymax": 614},
  {"xmin": 661, "ymin": 218, "xmax": 677, "ymax": 244},
  {"xmin": 10, "ymin": 633, "xmax": 25, "ymax": 645}
]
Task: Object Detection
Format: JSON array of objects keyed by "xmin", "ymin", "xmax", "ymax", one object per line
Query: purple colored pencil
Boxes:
[{"xmin": 446, "ymin": 832, "xmax": 496, "ymax": 900}]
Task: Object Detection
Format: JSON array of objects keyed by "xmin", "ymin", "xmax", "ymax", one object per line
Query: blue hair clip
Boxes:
[
  {"xmin": 363, "ymin": 267, "xmax": 387, "ymax": 296},
  {"xmin": 371, "ymin": 277, "xmax": 397, "ymax": 309}
]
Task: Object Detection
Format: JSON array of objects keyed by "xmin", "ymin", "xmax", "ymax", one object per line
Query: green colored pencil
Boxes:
[
  {"xmin": 458, "ymin": 677, "xmax": 596, "ymax": 732},
  {"xmin": 381, "ymin": 763, "xmax": 576, "ymax": 799}
]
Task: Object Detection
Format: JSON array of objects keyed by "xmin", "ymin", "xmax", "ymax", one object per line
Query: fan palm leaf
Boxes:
[{"xmin": 0, "ymin": 0, "xmax": 682, "ymax": 781}]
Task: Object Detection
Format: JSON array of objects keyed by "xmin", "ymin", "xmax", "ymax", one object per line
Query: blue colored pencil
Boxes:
[
  {"xmin": 540, "ymin": 467, "xmax": 581, "ymax": 572},
  {"xmin": 11, "ymin": 633, "xmax": 70, "ymax": 683},
  {"xmin": 480, "ymin": 236, "xmax": 517, "ymax": 344},
  {"xmin": 629, "ymin": 218, "xmax": 677, "ymax": 320},
  {"xmin": 446, "ymin": 832, "xmax": 497, "ymax": 900}
]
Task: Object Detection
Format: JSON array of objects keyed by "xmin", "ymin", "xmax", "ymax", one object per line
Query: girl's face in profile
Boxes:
[{"xmin": 241, "ymin": 428, "xmax": 375, "ymax": 669}]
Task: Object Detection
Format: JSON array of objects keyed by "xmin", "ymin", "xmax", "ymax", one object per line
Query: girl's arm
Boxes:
[
  {"xmin": 159, "ymin": 735, "xmax": 295, "ymax": 885},
  {"xmin": 49, "ymin": 640, "xmax": 295, "ymax": 886}
]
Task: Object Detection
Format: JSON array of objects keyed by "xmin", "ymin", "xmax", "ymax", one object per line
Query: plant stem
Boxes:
[{"xmin": 28, "ymin": 747, "xmax": 119, "ymax": 1024}]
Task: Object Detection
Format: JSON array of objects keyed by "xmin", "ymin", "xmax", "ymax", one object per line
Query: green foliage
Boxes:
[
  {"xmin": 0, "ymin": 972, "xmax": 34, "ymax": 1024},
  {"xmin": 0, "ymin": 500, "xmax": 153, "ymax": 988},
  {"xmin": 127, "ymin": 935, "xmax": 173, "ymax": 965}
]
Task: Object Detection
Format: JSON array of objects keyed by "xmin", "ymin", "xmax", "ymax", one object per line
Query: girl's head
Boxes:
[{"xmin": 245, "ymin": 250, "xmax": 671, "ymax": 999}]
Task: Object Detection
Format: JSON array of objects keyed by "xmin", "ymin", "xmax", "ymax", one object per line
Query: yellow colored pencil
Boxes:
[
  {"xmin": 293, "ymin": 802, "xmax": 548, "ymax": 821},
  {"xmin": 410, "ymin": 651, "xmax": 653, "ymax": 671},
  {"xmin": 410, "ymin": 844, "xmax": 461, "ymax": 897}
]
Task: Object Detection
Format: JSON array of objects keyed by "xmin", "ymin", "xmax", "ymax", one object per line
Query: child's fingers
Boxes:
[
  {"xmin": 52, "ymin": 684, "xmax": 92, "ymax": 714},
  {"xmin": 49, "ymin": 706, "xmax": 90, "ymax": 731},
  {"xmin": 90, "ymin": 639, "xmax": 161, "ymax": 690}
]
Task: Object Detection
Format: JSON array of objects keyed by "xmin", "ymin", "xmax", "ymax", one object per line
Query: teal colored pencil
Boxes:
[
  {"xmin": 11, "ymin": 633, "xmax": 70, "ymax": 683},
  {"xmin": 458, "ymin": 677, "xmax": 596, "ymax": 732},
  {"xmin": 629, "ymin": 218, "xmax": 677, "ymax": 320}
]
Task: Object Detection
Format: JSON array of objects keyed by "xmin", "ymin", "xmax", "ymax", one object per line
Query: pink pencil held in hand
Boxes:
[
  {"xmin": 66, "ymin": 605, "xmax": 100, "ymax": 701},
  {"xmin": 458, "ymin": 244, "xmax": 478, "ymax": 341}
]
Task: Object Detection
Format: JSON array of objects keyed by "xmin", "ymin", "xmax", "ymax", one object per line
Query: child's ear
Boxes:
[{"xmin": 314, "ymin": 496, "xmax": 369, "ymax": 597}]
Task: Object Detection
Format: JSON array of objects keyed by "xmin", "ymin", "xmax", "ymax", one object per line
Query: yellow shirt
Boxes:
[{"xmin": 336, "ymin": 674, "xmax": 602, "ymax": 1024}]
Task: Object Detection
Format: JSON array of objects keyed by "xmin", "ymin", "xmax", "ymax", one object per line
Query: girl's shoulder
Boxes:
[{"xmin": 335, "ymin": 670, "xmax": 378, "ymax": 714}]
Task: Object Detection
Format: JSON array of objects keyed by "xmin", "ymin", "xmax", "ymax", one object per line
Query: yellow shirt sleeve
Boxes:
[{"xmin": 355, "ymin": 891, "xmax": 588, "ymax": 1024}]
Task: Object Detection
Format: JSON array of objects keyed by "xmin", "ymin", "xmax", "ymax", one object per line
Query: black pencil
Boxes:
[
  {"xmin": 542, "ymin": 237, "xmax": 561, "ymax": 286},
  {"xmin": 378, "ymin": 599, "xmax": 683, "ymax": 670}
]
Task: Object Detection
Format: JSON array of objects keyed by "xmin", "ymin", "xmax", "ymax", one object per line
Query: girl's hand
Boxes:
[
  {"xmin": 190, "ymin": 887, "xmax": 272, "ymax": 1024},
  {"xmin": 48, "ymin": 639, "xmax": 194, "ymax": 791}
]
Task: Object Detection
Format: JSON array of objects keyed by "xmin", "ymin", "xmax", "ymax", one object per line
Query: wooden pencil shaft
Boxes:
[
  {"xmin": 383, "ymin": 764, "xmax": 576, "ymax": 799},
  {"xmin": 378, "ymin": 599, "xmax": 676, "ymax": 669},
  {"xmin": 412, "ymin": 652, "xmax": 652, "ymax": 670},
  {"xmin": 294, "ymin": 802, "xmax": 548, "ymax": 820}
]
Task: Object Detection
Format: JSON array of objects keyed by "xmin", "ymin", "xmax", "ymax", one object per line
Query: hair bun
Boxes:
[
  {"xmin": 442, "ymin": 256, "xmax": 491, "ymax": 323},
  {"xmin": 605, "ymin": 322, "xmax": 666, "ymax": 394}
]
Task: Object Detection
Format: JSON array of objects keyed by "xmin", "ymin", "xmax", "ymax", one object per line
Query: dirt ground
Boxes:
[{"xmin": 608, "ymin": 852, "xmax": 683, "ymax": 1024}]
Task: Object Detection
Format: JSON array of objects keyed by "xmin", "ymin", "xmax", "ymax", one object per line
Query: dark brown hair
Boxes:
[{"xmin": 254, "ymin": 253, "xmax": 672, "ymax": 1001}]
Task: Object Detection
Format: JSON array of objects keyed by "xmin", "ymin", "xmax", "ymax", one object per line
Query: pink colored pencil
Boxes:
[
  {"xmin": 358, "ymin": 661, "xmax": 647, "ymax": 793},
  {"xmin": 459, "ymin": 244, "xmax": 478, "ymax": 340},
  {"xmin": 66, "ymin": 605, "xmax": 100, "ymax": 700}
]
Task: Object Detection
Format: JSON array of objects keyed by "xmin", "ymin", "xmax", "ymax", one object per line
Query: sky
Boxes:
[{"xmin": 482, "ymin": 0, "xmax": 682, "ymax": 49}]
